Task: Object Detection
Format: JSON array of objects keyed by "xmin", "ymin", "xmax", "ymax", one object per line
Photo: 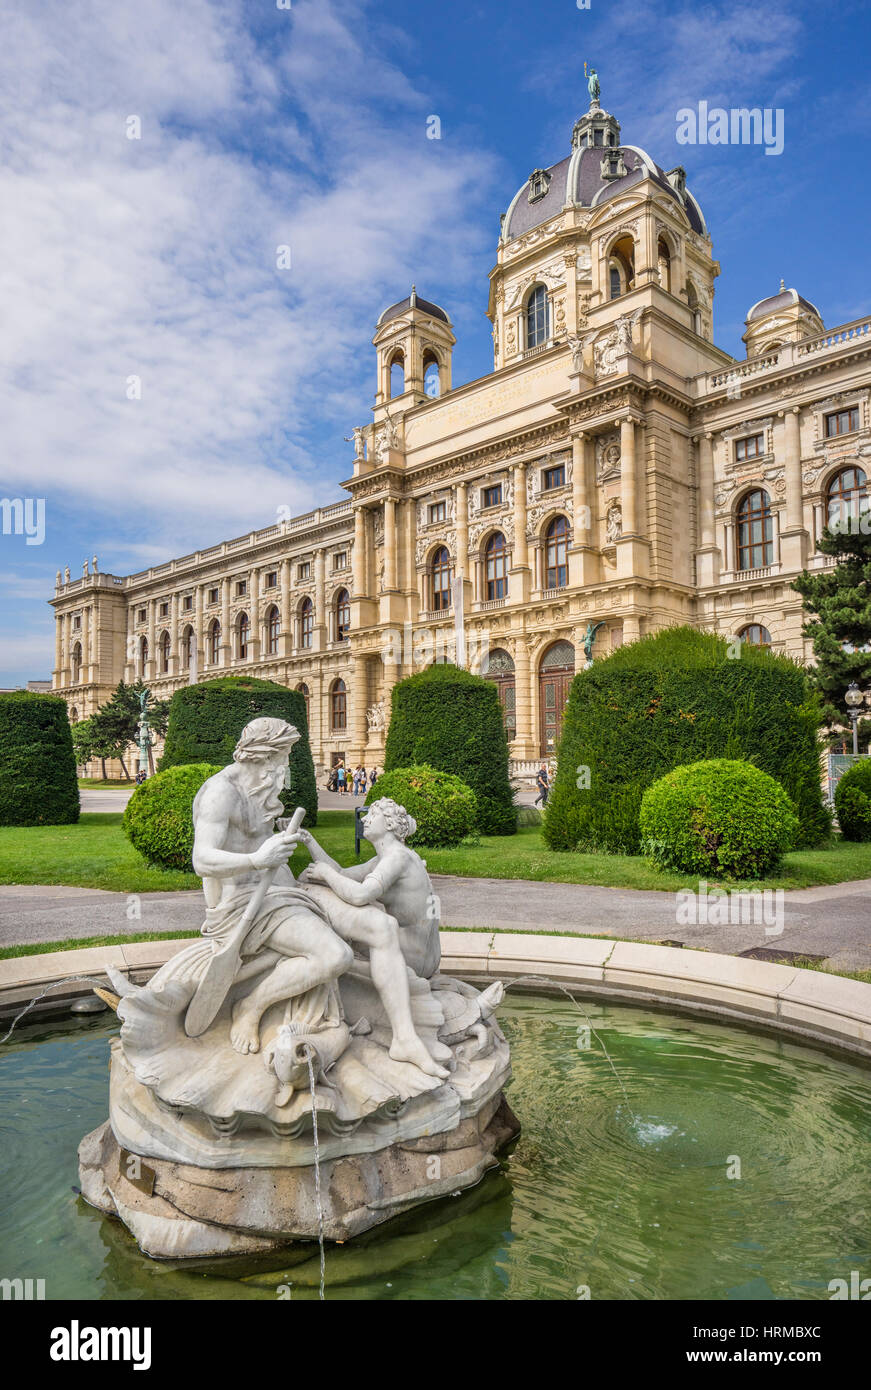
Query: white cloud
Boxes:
[{"xmin": 0, "ymin": 0, "xmax": 498, "ymax": 551}]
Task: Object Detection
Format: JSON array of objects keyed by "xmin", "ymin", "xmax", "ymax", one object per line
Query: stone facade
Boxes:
[{"xmin": 50, "ymin": 98, "xmax": 871, "ymax": 775}]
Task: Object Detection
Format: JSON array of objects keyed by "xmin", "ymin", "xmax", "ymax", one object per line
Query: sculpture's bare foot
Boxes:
[
  {"xmin": 430, "ymin": 1039, "xmax": 453, "ymax": 1064},
  {"xmin": 230, "ymin": 1004, "xmax": 261, "ymax": 1054},
  {"xmin": 389, "ymin": 1035, "xmax": 449, "ymax": 1079}
]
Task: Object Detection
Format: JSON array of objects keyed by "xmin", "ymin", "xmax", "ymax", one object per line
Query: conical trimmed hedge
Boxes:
[
  {"xmin": 0, "ymin": 691, "xmax": 79, "ymax": 826},
  {"xmin": 159, "ymin": 676, "xmax": 317, "ymax": 825},
  {"xmin": 384, "ymin": 663, "xmax": 516, "ymax": 835},
  {"xmin": 544, "ymin": 626, "xmax": 829, "ymax": 853}
]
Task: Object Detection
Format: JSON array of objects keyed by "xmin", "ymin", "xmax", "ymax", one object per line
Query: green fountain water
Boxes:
[{"xmin": 1, "ymin": 996, "xmax": 869, "ymax": 1300}]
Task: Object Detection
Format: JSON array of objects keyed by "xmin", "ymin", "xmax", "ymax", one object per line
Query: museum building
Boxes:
[{"xmin": 50, "ymin": 89, "xmax": 871, "ymax": 775}]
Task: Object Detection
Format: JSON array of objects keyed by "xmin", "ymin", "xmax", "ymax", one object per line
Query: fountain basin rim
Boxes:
[{"xmin": 2, "ymin": 932, "xmax": 870, "ymax": 1061}]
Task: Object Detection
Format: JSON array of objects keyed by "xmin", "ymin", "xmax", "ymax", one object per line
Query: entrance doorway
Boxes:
[
  {"xmin": 482, "ymin": 647, "xmax": 516, "ymax": 741},
  {"xmin": 538, "ymin": 639, "xmax": 575, "ymax": 756}
]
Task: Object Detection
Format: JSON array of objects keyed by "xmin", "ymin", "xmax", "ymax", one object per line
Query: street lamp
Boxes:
[{"xmin": 845, "ymin": 682, "xmax": 864, "ymax": 755}]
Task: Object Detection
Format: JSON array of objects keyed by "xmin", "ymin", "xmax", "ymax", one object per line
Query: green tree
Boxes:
[
  {"xmin": 792, "ymin": 521, "xmax": 871, "ymax": 741},
  {"xmin": 96, "ymin": 681, "xmax": 171, "ymax": 777}
]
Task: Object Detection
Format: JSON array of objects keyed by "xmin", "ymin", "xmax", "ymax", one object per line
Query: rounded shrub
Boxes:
[
  {"xmin": 384, "ymin": 663, "xmax": 516, "ymax": 835},
  {"xmin": 545, "ymin": 626, "xmax": 829, "ymax": 854},
  {"xmin": 365, "ymin": 764, "xmax": 477, "ymax": 848},
  {"xmin": 834, "ymin": 758, "xmax": 871, "ymax": 841},
  {"xmin": 123, "ymin": 763, "xmax": 221, "ymax": 871},
  {"xmin": 159, "ymin": 677, "xmax": 317, "ymax": 825},
  {"xmin": 0, "ymin": 692, "xmax": 79, "ymax": 826},
  {"xmin": 639, "ymin": 758, "xmax": 799, "ymax": 878}
]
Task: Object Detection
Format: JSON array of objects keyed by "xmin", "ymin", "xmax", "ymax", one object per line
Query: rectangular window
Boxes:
[
  {"xmin": 334, "ymin": 551, "xmax": 347, "ymax": 570},
  {"xmin": 265, "ymin": 571, "xmax": 278, "ymax": 588},
  {"xmin": 429, "ymin": 501, "xmax": 446, "ymax": 524},
  {"xmin": 137, "ymin": 608, "xmax": 146, "ymax": 622},
  {"xmin": 183, "ymin": 595, "xmax": 193, "ymax": 611},
  {"xmin": 159, "ymin": 602, "xmax": 169, "ymax": 617},
  {"xmin": 208, "ymin": 588, "xmax": 219, "ymax": 605},
  {"xmin": 297, "ymin": 562, "xmax": 311, "ymax": 581},
  {"xmin": 73, "ymin": 615, "xmax": 81, "ymax": 630},
  {"xmin": 735, "ymin": 434, "xmax": 765, "ymax": 461},
  {"xmin": 542, "ymin": 464, "xmax": 565, "ymax": 491},
  {"xmin": 236, "ymin": 580, "xmax": 247, "ymax": 597},
  {"xmin": 482, "ymin": 484, "xmax": 502, "ymax": 509},
  {"xmin": 825, "ymin": 407, "xmax": 859, "ymax": 437}
]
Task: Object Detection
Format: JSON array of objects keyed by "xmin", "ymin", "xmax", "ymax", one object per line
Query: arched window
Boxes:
[
  {"xmin": 138, "ymin": 635, "xmax": 148, "ymax": 677},
  {"xmin": 330, "ymin": 678, "xmax": 347, "ymax": 731},
  {"xmin": 544, "ymin": 516, "xmax": 569, "ymax": 589},
  {"xmin": 827, "ymin": 467, "xmax": 868, "ymax": 531},
  {"xmin": 485, "ymin": 531, "xmax": 508, "ymax": 600},
  {"xmin": 266, "ymin": 605, "xmax": 280, "ymax": 656},
  {"xmin": 237, "ymin": 612, "xmax": 249, "ymax": 660},
  {"xmin": 182, "ymin": 624, "xmax": 195, "ymax": 669},
  {"xmin": 657, "ymin": 237, "xmax": 671, "ymax": 293},
  {"xmin": 335, "ymin": 589, "xmax": 350, "ymax": 642},
  {"xmin": 431, "ymin": 546, "xmax": 453, "ymax": 610},
  {"xmin": 71, "ymin": 642, "xmax": 82, "ymax": 683},
  {"xmin": 296, "ymin": 682, "xmax": 310, "ymax": 730},
  {"xmin": 208, "ymin": 620, "xmax": 221, "ymax": 666},
  {"xmin": 423, "ymin": 352, "xmax": 441, "ymax": 399},
  {"xmin": 526, "ymin": 285, "xmax": 549, "ymax": 348},
  {"xmin": 738, "ymin": 624, "xmax": 772, "ymax": 649},
  {"xmin": 608, "ymin": 235, "xmax": 635, "ymax": 301},
  {"xmin": 70, "ymin": 706, "xmax": 79, "ymax": 723},
  {"xmin": 300, "ymin": 597, "xmax": 314, "ymax": 649},
  {"xmin": 688, "ymin": 282, "xmax": 702, "ymax": 335},
  {"xmin": 389, "ymin": 352, "xmax": 405, "ymax": 399},
  {"xmin": 736, "ymin": 489, "xmax": 774, "ymax": 570},
  {"xmin": 159, "ymin": 630, "xmax": 170, "ymax": 674}
]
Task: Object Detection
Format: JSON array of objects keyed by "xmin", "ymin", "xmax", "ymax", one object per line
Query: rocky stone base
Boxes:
[{"xmin": 78, "ymin": 1093, "xmax": 520, "ymax": 1260}]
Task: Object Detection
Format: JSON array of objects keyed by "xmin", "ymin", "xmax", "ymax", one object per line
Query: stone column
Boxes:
[
  {"xmin": 146, "ymin": 599, "xmax": 156, "ymax": 679},
  {"xmin": 280, "ymin": 558, "xmax": 293, "ymax": 656},
  {"xmin": 779, "ymin": 407, "xmax": 808, "ymax": 570},
  {"xmin": 455, "ymin": 484, "xmax": 469, "ymax": 577},
  {"xmin": 352, "ymin": 507, "xmax": 368, "ymax": 596},
  {"xmin": 249, "ymin": 568, "xmax": 260, "ymax": 662},
  {"xmin": 54, "ymin": 611, "xmax": 64, "ymax": 687},
  {"xmin": 383, "ymin": 498, "xmax": 397, "ymax": 589},
  {"xmin": 510, "ymin": 462, "xmax": 530, "ymax": 601},
  {"xmin": 512, "ymin": 640, "xmax": 535, "ymax": 762},
  {"xmin": 194, "ymin": 584, "xmax": 205, "ymax": 676},
  {"xmin": 350, "ymin": 653, "xmax": 368, "ymax": 760},
  {"xmin": 314, "ymin": 548, "xmax": 326, "ymax": 649},
  {"xmin": 220, "ymin": 578, "xmax": 231, "ymax": 667},
  {"xmin": 620, "ymin": 417, "xmax": 637, "ymax": 535},
  {"xmin": 694, "ymin": 431, "xmax": 720, "ymax": 586},
  {"xmin": 125, "ymin": 604, "xmax": 135, "ymax": 681},
  {"xmin": 170, "ymin": 592, "xmax": 180, "ymax": 674},
  {"xmin": 572, "ymin": 433, "xmax": 588, "ymax": 536}
]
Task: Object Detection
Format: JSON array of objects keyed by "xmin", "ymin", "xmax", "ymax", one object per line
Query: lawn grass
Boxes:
[
  {"xmin": 77, "ymin": 779, "xmax": 133, "ymax": 789},
  {"xmin": 1, "ymin": 810, "xmax": 870, "ymax": 895}
]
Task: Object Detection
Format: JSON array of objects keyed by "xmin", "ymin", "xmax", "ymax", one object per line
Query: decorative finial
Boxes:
[
  {"xmin": 780, "ymin": 278, "xmax": 785, "ymax": 292},
  {"xmin": 410, "ymin": 283, "xmax": 417, "ymax": 307}
]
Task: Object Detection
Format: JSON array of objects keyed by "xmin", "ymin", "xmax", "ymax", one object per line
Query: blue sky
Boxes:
[{"xmin": 1, "ymin": 0, "xmax": 870, "ymax": 685}]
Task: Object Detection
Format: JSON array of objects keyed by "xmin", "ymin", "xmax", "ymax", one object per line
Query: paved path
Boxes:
[
  {"xmin": 2, "ymin": 874, "xmax": 870, "ymax": 970},
  {"xmin": 79, "ymin": 786, "xmax": 540, "ymax": 813}
]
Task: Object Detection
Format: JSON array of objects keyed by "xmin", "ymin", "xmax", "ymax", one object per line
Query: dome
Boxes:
[
  {"xmin": 502, "ymin": 112, "xmax": 707, "ymax": 242},
  {"xmin": 746, "ymin": 282, "xmax": 821, "ymax": 324},
  {"xmin": 376, "ymin": 286, "xmax": 451, "ymax": 328}
]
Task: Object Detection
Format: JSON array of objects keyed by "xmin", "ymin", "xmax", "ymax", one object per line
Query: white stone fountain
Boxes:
[{"xmin": 78, "ymin": 717, "xmax": 517, "ymax": 1259}]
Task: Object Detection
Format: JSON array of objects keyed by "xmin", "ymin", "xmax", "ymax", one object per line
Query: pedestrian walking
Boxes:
[
  {"xmin": 358, "ymin": 766, "xmax": 367, "ymax": 797},
  {"xmin": 534, "ymin": 763, "xmax": 549, "ymax": 807},
  {"xmin": 369, "ymin": 766, "xmax": 378, "ymax": 788},
  {"xmin": 336, "ymin": 762, "xmax": 347, "ymax": 796}
]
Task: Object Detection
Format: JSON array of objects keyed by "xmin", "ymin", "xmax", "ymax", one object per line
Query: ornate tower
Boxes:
[{"xmin": 372, "ymin": 287, "xmax": 456, "ymax": 410}]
